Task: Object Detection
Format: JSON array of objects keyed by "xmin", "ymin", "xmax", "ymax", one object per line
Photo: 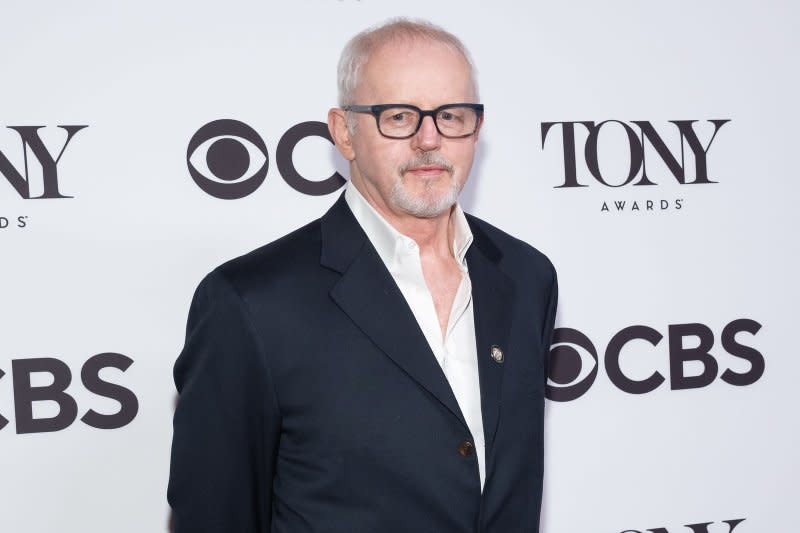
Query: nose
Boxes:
[{"xmin": 411, "ymin": 115, "xmax": 442, "ymax": 151}]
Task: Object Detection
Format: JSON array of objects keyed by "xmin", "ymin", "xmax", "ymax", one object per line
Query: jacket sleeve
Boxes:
[
  {"xmin": 168, "ymin": 270, "xmax": 280, "ymax": 533},
  {"xmin": 541, "ymin": 262, "xmax": 559, "ymax": 385}
]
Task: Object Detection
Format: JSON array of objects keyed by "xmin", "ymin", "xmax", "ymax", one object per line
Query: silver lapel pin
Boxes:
[{"xmin": 490, "ymin": 345, "xmax": 504, "ymax": 363}]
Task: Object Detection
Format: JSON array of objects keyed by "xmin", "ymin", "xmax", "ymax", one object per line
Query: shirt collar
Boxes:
[{"xmin": 344, "ymin": 180, "xmax": 474, "ymax": 269}]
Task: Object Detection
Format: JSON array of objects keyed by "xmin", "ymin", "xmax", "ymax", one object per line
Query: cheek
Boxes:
[
  {"xmin": 360, "ymin": 142, "xmax": 408, "ymax": 174},
  {"xmin": 447, "ymin": 144, "xmax": 477, "ymax": 175}
]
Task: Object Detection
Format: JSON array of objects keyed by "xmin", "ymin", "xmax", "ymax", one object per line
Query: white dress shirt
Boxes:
[{"xmin": 344, "ymin": 181, "xmax": 486, "ymax": 489}]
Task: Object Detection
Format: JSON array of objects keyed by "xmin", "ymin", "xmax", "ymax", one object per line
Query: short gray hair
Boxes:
[{"xmin": 337, "ymin": 18, "xmax": 479, "ymax": 107}]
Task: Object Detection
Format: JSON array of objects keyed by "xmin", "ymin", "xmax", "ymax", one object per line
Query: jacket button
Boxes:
[{"xmin": 457, "ymin": 440, "xmax": 475, "ymax": 457}]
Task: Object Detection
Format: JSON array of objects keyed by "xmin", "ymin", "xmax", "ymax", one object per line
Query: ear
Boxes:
[{"xmin": 328, "ymin": 108, "xmax": 356, "ymax": 161}]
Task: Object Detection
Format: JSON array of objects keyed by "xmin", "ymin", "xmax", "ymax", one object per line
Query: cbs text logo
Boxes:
[
  {"xmin": 0, "ymin": 353, "xmax": 138, "ymax": 433},
  {"xmin": 546, "ymin": 319, "xmax": 763, "ymax": 402}
]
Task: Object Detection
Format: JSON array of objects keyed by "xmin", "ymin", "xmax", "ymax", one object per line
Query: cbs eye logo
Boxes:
[
  {"xmin": 546, "ymin": 319, "xmax": 764, "ymax": 402},
  {"xmin": 187, "ymin": 118, "xmax": 346, "ymax": 199},
  {"xmin": 547, "ymin": 328, "xmax": 599, "ymax": 402}
]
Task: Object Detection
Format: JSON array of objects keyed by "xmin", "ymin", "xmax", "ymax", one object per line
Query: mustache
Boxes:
[{"xmin": 399, "ymin": 152, "xmax": 454, "ymax": 174}]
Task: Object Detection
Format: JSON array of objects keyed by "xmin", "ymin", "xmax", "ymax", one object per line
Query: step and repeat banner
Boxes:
[{"xmin": 1, "ymin": 1, "xmax": 797, "ymax": 532}]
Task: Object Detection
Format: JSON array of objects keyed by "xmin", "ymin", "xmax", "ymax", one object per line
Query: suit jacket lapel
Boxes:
[
  {"xmin": 321, "ymin": 195, "xmax": 469, "ymax": 431},
  {"xmin": 466, "ymin": 218, "xmax": 515, "ymax": 455}
]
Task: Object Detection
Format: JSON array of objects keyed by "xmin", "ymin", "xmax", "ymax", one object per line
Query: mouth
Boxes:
[{"xmin": 405, "ymin": 165, "xmax": 450, "ymax": 177}]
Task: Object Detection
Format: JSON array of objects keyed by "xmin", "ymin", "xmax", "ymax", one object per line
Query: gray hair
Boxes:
[{"xmin": 337, "ymin": 18, "xmax": 480, "ymax": 107}]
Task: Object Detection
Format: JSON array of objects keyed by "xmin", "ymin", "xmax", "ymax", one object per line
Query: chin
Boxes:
[{"xmin": 390, "ymin": 181, "xmax": 461, "ymax": 218}]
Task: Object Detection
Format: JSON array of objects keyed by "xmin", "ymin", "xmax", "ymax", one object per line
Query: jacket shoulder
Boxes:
[
  {"xmin": 206, "ymin": 217, "xmax": 324, "ymax": 296},
  {"xmin": 465, "ymin": 213, "xmax": 556, "ymax": 282}
]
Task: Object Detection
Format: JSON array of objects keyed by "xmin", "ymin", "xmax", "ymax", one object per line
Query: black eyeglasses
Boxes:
[{"xmin": 342, "ymin": 103, "xmax": 484, "ymax": 139}]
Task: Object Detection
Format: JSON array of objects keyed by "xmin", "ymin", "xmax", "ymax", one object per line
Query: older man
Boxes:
[{"xmin": 168, "ymin": 18, "xmax": 557, "ymax": 533}]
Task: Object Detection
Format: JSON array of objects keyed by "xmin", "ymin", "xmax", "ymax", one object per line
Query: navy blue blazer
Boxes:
[{"xmin": 168, "ymin": 194, "xmax": 558, "ymax": 533}]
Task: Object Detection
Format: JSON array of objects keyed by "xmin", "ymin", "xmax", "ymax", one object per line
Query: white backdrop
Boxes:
[{"xmin": 1, "ymin": 1, "xmax": 797, "ymax": 532}]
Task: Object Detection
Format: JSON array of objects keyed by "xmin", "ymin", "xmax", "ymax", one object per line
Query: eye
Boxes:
[
  {"xmin": 546, "ymin": 328, "xmax": 599, "ymax": 402},
  {"xmin": 380, "ymin": 108, "xmax": 417, "ymax": 128},
  {"xmin": 186, "ymin": 119, "xmax": 269, "ymax": 200},
  {"xmin": 438, "ymin": 109, "xmax": 464, "ymax": 123}
]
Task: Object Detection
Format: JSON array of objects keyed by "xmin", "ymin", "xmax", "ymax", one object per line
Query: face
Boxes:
[{"xmin": 331, "ymin": 39, "xmax": 480, "ymax": 219}]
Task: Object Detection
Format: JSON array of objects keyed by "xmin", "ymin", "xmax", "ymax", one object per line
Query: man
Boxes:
[{"xmin": 168, "ymin": 18, "xmax": 557, "ymax": 533}]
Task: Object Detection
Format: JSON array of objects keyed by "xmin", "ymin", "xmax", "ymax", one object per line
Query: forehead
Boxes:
[{"xmin": 356, "ymin": 39, "xmax": 475, "ymax": 106}]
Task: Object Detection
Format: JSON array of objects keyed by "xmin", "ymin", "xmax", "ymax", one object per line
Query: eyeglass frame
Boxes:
[{"xmin": 341, "ymin": 103, "xmax": 484, "ymax": 139}]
